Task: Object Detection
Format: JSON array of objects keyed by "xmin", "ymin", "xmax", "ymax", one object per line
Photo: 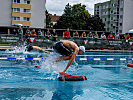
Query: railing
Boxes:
[{"xmin": 0, "ymin": 34, "xmax": 132, "ymax": 50}]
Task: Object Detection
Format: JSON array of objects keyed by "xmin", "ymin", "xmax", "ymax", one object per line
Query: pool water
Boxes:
[{"xmin": 0, "ymin": 51, "xmax": 133, "ymax": 100}]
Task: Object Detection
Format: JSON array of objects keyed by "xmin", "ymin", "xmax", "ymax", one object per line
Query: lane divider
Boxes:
[{"xmin": 0, "ymin": 58, "xmax": 133, "ymax": 61}]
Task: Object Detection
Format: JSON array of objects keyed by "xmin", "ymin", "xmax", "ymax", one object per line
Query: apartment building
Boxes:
[
  {"xmin": 0, "ymin": 0, "xmax": 46, "ymax": 28},
  {"xmin": 94, "ymin": 0, "xmax": 133, "ymax": 34}
]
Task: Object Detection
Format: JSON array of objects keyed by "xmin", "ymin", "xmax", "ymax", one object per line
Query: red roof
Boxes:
[{"xmin": 49, "ymin": 14, "xmax": 61, "ymax": 22}]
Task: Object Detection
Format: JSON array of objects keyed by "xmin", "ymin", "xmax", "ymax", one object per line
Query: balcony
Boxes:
[{"xmin": 12, "ymin": 3, "xmax": 31, "ymax": 9}]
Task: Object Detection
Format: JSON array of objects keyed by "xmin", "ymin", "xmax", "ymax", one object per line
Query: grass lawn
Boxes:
[{"xmin": 0, "ymin": 44, "xmax": 11, "ymax": 46}]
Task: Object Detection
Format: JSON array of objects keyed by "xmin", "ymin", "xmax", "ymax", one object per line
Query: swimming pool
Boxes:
[{"xmin": 0, "ymin": 51, "xmax": 133, "ymax": 100}]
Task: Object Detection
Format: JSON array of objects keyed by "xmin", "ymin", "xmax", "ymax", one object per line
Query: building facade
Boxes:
[
  {"xmin": 94, "ymin": 0, "xmax": 133, "ymax": 34},
  {"xmin": 49, "ymin": 14, "xmax": 60, "ymax": 28},
  {"xmin": 0, "ymin": 0, "xmax": 46, "ymax": 28}
]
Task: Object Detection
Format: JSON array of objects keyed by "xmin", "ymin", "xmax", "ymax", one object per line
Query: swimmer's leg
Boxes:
[{"xmin": 56, "ymin": 55, "xmax": 72, "ymax": 62}]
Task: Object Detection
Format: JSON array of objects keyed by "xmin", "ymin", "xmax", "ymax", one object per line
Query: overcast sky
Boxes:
[{"xmin": 46, "ymin": 0, "xmax": 109, "ymax": 16}]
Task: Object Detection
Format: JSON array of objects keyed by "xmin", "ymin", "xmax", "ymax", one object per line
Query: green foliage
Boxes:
[
  {"xmin": 54, "ymin": 3, "xmax": 90, "ymax": 29},
  {"xmin": 46, "ymin": 10, "xmax": 52, "ymax": 28},
  {"xmin": 86, "ymin": 15, "xmax": 105, "ymax": 31},
  {"xmin": 53, "ymin": 3, "xmax": 105, "ymax": 31}
]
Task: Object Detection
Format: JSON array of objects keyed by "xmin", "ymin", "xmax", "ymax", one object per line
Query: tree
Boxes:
[
  {"xmin": 54, "ymin": 3, "xmax": 73, "ymax": 29},
  {"xmin": 54, "ymin": 3, "xmax": 105, "ymax": 31},
  {"xmin": 71, "ymin": 4, "xmax": 90, "ymax": 30},
  {"xmin": 46, "ymin": 10, "xmax": 52, "ymax": 28},
  {"xmin": 54, "ymin": 3, "xmax": 90, "ymax": 29},
  {"xmin": 86, "ymin": 15, "xmax": 105, "ymax": 31}
]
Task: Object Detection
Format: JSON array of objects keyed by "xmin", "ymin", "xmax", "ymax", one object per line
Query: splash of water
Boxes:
[{"xmin": 38, "ymin": 54, "xmax": 69, "ymax": 80}]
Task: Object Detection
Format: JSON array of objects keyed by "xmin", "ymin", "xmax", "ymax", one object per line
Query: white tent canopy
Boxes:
[{"xmin": 127, "ymin": 29, "xmax": 133, "ymax": 33}]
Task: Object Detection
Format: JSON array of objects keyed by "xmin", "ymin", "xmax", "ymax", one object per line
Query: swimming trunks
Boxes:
[
  {"xmin": 53, "ymin": 41, "xmax": 71, "ymax": 56},
  {"xmin": 26, "ymin": 45, "xmax": 33, "ymax": 51}
]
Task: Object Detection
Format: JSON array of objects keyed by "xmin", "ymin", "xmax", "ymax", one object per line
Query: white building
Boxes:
[
  {"xmin": 94, "ymin": 0, "xmax": 133, "ymax": 34},
  {"xmin": 0, "ymin": 0, "xmax": 46, "ymax": 28}
]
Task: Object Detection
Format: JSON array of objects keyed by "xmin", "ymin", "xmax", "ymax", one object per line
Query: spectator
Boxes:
[
  {"xmin": 93, "ymin": 31, "xmax": 99, "ymax": 39},
  {"xmin": 87, "ymin": 32, "xmax": 93, "ymax": 38},
  {"xmin": 108, "ymin": 32, "xmax": 114, "ymax": 39},
  {"xmin": 101, "ymin": 32, "xmax": 106, "ymax": 39},
  {"xmin": 31, "ymin": 29, "xmax": 36, "ymax": 36},
  {"xmin": 80, "ymin": 32, "xmax": 87, "ymax": 38},
  {"xmin": 73, "ymin": 31, "xmax": 79, "ymax": 38},
  {"xmin": 63, "ymin": 28, "xmax": 70, "ymax": 37},
  {"xmin": 125, "ymin": 33, "xmax": 130, "ymax": 40},
  {"xmin": 45, "ymin": 29, "xmax": 51, "ymax": 39},
  {"xmin": 18, "ymin": 28, "xmax": 23, "ymax": 35},
  {"xmin": 120, "ymin": 34, "xmax": 125, "ymax": 39},
  {"xmin": 52, "ymin": 29, "xmax": 57, "ymax": 41},
  {"xmin": 115, "ymin": 32, "xmax": 120, "ymax": 39},
  {"xmin": 25, "ymin": 28, "xmax": 30, "ymax": 36},
  {"xmin": 13, "ymin": 29, "xmax": 17, "ymax": 35},
  {"xmin": 38, "ymin": 29, "xmax": 42, "ymax": 36}
]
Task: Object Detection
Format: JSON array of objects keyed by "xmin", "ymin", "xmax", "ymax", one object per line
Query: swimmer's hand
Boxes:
[{"xmin": 59, "ymin": 72, "xmax": 72, "ymax": 77}]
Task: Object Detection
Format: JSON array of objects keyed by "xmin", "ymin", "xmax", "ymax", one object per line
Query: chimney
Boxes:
[{"xmin": 54, "ymin": 14, "xmax": 56, "ymax": 16}]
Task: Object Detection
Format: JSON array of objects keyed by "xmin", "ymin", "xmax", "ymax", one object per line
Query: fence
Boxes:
[{"xmin": 0, "ymin": 34, "xmax": 132, "ymax": 50}]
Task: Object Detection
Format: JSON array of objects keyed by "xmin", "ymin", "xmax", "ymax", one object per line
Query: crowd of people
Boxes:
[
  {"xmin": 64, "ymin": 28, "xmax": 130, "ymax": 40},
  {"xmin": 15, "ymin": 27, "xmax": 131, "ymax": 40}
]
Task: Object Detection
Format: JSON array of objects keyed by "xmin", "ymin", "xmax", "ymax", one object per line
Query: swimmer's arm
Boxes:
[
  {"xmin": 63, "ymin": 49, "xmax": 78, "ymax": 72},
  {"xmin": 32, "ymin": 46, "xmax": 50, "ymax": 53}
]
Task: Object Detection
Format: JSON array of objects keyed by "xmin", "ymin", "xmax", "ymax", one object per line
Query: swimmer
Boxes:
[
  {"xmin": 53, "ymin": 40, "xmax": 85, "ymax": 72},
  {"xmin": 26, "ymin": 45, "xmax": 50, "ymax": 53},
  {"xmin": 13, "ymin": 45, "xmax": 50, "ymax": 54}
]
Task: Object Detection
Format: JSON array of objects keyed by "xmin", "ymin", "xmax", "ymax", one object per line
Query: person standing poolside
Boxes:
[
  {"xmin": 63, "ymin": 28, "xmax": 71, "ymax": 37},
  {"xmin": 73, "ymin": 31, "xmax": 79, "ymax": 38},
  {"xmin": 101, "ymin": 32, "xmax": 106, "ymax": 39},
  {"xmin": 52, "ymin": 29, "xmax": 57, "ymax": 41},
  {"xmin": 31, "ymin": 29, "xmax": 36, "ymax": 36},
  {"xmin": 53, "ymin": 40, "xmax": 85, "ymax": 72},
  {"xmin": 45, "ymin": 29, "xmax": 51, "ymax": 39},
  {"xmin": 25, "ymin": 28, "xmax": 31, "ymax": 36},
  {"xmin": 87, "ymin": 32, "xmax": 93, "ymax": 38},
  {"xmin": 115, "ymin": 32, "xmax": 120, "ymax": 39},
  {"xmin": 80, "ymin": 32, "xmax": 87, "ymax": 38}
]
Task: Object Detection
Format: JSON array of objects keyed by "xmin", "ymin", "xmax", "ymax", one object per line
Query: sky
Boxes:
[{"xmin": 46, "ymin": 0, "xmax": 109, "ymax": 16}]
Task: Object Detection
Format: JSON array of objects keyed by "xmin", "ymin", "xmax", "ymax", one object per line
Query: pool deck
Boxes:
[{"xmin": 0, "ymin": 46, "xmax": 133, "ymax": 52}]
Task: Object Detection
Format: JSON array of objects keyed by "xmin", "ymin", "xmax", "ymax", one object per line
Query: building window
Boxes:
[
  {"xmin": 12, "ymin": 8, "xmax": 20, "ymax": 12},
  {"xmin": 119, "ymin": 30, "xmax": 122, "ymax": 33},
  {"xmin": 120, "ymin": 8, "xmax": 123, "ymax": 11},
  {"xmin": 24, "ymin": 9, "xmax": 30, "ymax": 13},
  {"xmin": 23, "ymin": 26, "xmax": 30, "ymax": 28},
  {"xmin": 105, "ymin": 18, "xmax": 106, "ymax": 21},
  {"xmin": 111, "ymin": 17, "xmax": 113, "ymax": 20},
  {"xmin": 121, "ymin": 0, "xmax": 124, "ymax": 4},
  {"xmin": 120, "ymin": 23, "xmax": 122, "ymax": 26},
  {"xmin": 24, "ymin": 0, "xmax": 30, "ymax": 4},
  {"xmin": 120, "ymin": 15, "xmax": 123, "ymax": 19},
  {"xmin": 12, "ymin": 17, "xmax": 20, "ymax": 21},
  {"xmin": 13, "ymin": 0, "xmax": 20, "ymax": 3},
  {"xmin": 23, "ymin": 17, "xmax": 30, "ymax": 21},
  {"xmin": 111, "ymin": 10, "xmax": 113, "ymax": 14}
]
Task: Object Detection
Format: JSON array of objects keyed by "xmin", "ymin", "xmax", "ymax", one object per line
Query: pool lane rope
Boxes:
[{"xmin": 0, "ymin": 57, "xmax": 133, "ymax": 61}]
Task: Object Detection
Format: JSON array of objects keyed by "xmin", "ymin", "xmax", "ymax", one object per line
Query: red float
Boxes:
[
  {"xmin": 35, "ymin": 66, "xmax": 40, "ymax": 68},
  {"xmin": 59, "ymin": 72, "xmax": 87, "ymax": 81},
  {"xmin": 127, "ymin": 64, "xmax": 133, "ymax": 67}
]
